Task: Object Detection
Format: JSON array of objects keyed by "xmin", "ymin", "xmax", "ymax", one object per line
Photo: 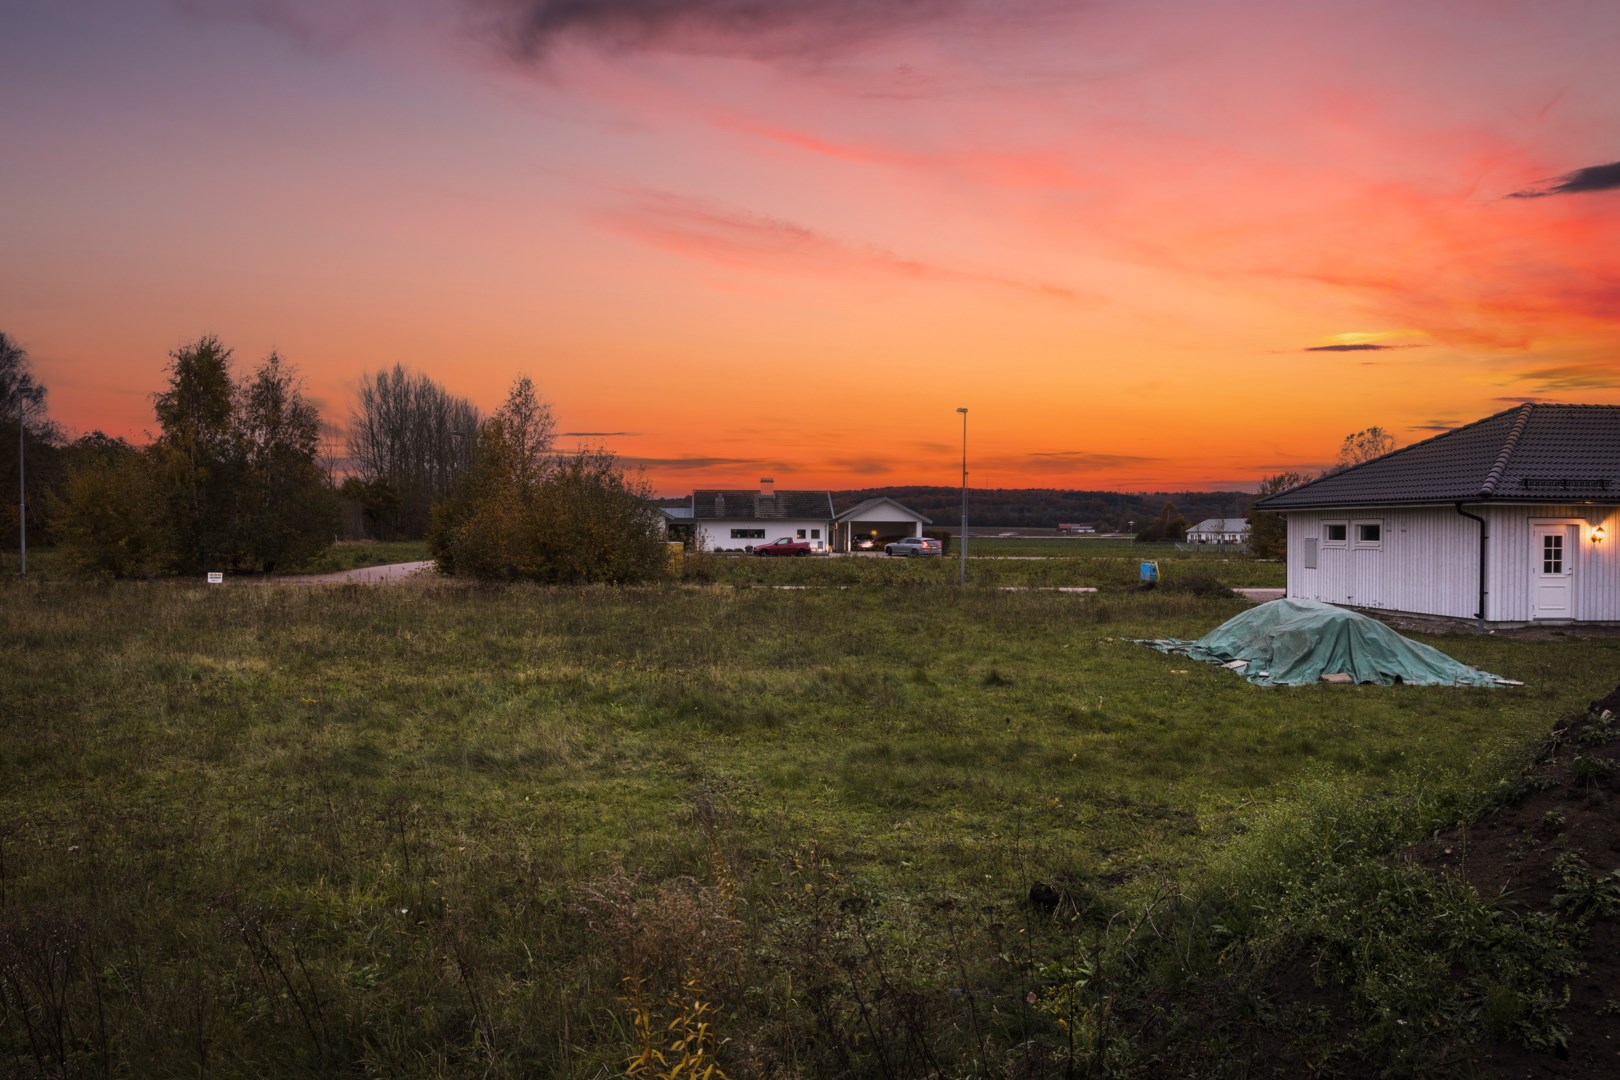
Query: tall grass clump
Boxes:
[{"xmin": 1036, "ymin": 746, "xmax": 1592, "ymax": 1077}]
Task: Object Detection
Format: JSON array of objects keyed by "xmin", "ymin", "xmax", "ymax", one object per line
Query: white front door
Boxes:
[{"xmin": 1531, "ymin": 524, "xmax": 1575, "ymax": 620}]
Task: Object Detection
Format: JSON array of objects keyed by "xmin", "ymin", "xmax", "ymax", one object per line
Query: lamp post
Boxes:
[
  {"xmin": 16, "ymin": 390, "xmax": 39, "ymax": 576},
  {"xmin": 956, "ymin": 407, "xmax": 968, "ymax": 584}
]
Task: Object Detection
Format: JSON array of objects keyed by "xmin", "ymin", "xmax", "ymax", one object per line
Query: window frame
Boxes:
[
  {"xmin": 730, "ymin": 528, "xmax": 766, "ymax": 540},
  {"xmin": 1352, "ymin": 520, "xmax": 1383, "ymax": 547},
  {"xmin": 1322, "ymin": 521, "xmax": 1349, "ymax": 547}
]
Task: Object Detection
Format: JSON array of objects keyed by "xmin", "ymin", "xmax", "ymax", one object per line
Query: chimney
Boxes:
[{"xmin": 759, "ymin": 477, "xmax": 775, "ymax": 498}]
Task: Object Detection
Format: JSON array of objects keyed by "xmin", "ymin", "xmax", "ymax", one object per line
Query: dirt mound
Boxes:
[{"xmin": 1410, "ymin": 686, "xmax": 1620, "ymax": 1078}]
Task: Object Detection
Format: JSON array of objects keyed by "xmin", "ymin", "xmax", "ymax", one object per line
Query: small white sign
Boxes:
[{"xmin": 206, "ymin": 571, "xmax": 223, "ymax": 585}]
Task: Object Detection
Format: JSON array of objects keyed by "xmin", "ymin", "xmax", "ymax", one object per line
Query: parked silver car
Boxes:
[{"xmin": 884, "ymin": 537, "xmax": 943, "ymax": 557}]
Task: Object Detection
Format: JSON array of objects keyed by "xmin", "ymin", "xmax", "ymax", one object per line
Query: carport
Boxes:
[{"xmin": 832, "ymin": 497, "xmax": 932, "ymax": 553}]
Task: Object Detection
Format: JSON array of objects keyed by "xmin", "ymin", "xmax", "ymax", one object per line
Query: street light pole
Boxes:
[
  {"xmin": 17, "ymin": 393, "xmax": 29, "ymax": 577},
  {"xmin": 956, "ymin": 407, "xmax": 968, "ymax": 584}
]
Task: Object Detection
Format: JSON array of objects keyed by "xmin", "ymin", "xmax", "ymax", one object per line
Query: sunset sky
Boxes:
[{"xmin": 3, "ymin": 0, "xmax": 1618, "ymax": 494}]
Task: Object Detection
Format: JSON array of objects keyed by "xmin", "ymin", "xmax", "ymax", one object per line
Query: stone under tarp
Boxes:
[{"xmin": 1138, "ymin": 598, "xmax": 1515, "ymax": 687}]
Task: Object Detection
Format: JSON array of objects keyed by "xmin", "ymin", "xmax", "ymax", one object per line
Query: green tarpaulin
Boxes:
[{"xmin": 1139, "ymin": 598, "xmax": 1513, "ymax": 687}]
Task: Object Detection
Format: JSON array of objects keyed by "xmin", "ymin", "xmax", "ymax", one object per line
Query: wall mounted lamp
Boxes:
[{"xmin": 1593, "ymin": 525, "xmax": 1606, "ymax": 545}]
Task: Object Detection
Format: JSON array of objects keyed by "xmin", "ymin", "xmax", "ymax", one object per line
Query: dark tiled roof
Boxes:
[
  {"xmin": 692, "ymin": 490, "xmax": 835, "ymax": 520},
  {"xmin": 833, "ymin": 496, "xmax": 932, "ymax": 525},
  {"xmin": 1256, "ymin": 404, "xmax": 1620, "ymax": 510}
]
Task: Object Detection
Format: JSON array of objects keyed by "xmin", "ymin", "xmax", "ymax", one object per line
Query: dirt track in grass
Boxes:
[
  {"xmin": 1237, "ymin": 683, "xmax": 1620, "ymax": 1079},
  {"xmin": 1410, "ymin": 683, "xmax": 1620, "ymax": 1078}
]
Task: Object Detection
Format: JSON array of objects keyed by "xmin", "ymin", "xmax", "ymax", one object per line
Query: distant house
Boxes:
[
  {"xmin": 1186, "ymin": 518, "xmax": 1249, "ymax": 544},
  {"xmin": 1255, "ymin": 403, "xmax": 1620, "ymax": 625},
  {"xmin": 1057, "ymin": 523, "xmax": 1097, "ymax": 533},
  {"xmin": 690, "ymin": 487, "xmax": 835, "ymax": 552},
  {"xmin": 658, "ymin": 487, "xmax": 931, "ymax": 553}
]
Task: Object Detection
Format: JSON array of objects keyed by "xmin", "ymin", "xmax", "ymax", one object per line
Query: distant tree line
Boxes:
[
  {"xmin": 840, "ymin": 424, "xmax": 1398, "ymax": 557},
  {"xmin": 3, "ymin": 329, "xmax": 666, "ymax": 584}
]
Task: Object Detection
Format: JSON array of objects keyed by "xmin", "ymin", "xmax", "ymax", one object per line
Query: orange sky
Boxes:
[{"xmin": 3, "ymin": 0, "xmax": 1618, "ymax": 494}]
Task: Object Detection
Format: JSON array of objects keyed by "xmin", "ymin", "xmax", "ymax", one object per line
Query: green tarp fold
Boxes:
[{"xmin": 1139, "ymin": 598, "xmax": 1512, "ymax": 687}]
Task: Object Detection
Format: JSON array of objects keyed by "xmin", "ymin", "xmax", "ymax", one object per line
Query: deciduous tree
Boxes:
[
  {"xmin": 1328, "ymin": 426, "xmax": 1396, "ymax": 474},
  {"xmin": 62, "ymin": 337, "xmax": 337, "ymax": 575},
  {"xmin": 150, "ymin": 336, "xmax": 241, "ymax": 572},
  {"xmin": 1135, "ymin": 500, "xmax": 1190, "ymax": 543},
  {"xmin": 237, "ymin": 352, "xmax": 339, "ymax": 571},
  {"xmin": 347, "ymin": 365, "xmax": 480, "ymax": 538},
  {"xmin": 1, "ymin": 331, "xmax": 65, "ymax": 554},
  {"xmin": 431, "ymin": 375, "xmax": 664, "ymax": 583},
  {"xmin": 50, "ymin": 434, "xmax": 164, "ymax": 578},
  {"xmin": 1248, "ymin": 470, "xmax": 1313, "ymax": 559}
]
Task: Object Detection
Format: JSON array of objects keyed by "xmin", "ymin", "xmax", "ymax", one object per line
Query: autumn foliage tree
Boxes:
[
  {"xmin": 1325, "ymin": 426, "xmax": 1396, "ymax": 474},
  {"xmin": 431, "ymin": 375, "xmax": 666, "ymax": 583},
  {"xmin": 53, "ymin": 337, "xmax": 337, "ymax": 575}
]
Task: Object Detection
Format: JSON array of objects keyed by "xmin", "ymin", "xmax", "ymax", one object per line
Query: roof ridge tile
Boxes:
[{"xmin": 1479, "ymin": 403, "xmax": 1534, "ymax": 497}]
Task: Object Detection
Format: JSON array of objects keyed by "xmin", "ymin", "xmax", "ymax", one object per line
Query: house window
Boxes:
[
  {"xmin": 730, "ymin": 528, "xmax": 765, "ymax": 539},
  {"xmin": 811, "ymin": 529, "xmax": 820, "ymax": 539},
  {"xmin": 1354, "ymin": 521, "xmax": 1382, "ymax": 546},
  {"xmin": 796, "ymin": 529, "xmax": 806, "ymax": 539},
  {"xmin": 1543, "ymin": 534, "xmax": 1563, "ymax": 574},
  {"xmin": 1323, "ymin": 522, "xmax": 1348, "ymax": 545}
]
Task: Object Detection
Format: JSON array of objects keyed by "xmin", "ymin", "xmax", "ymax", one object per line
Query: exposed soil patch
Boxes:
[
  {"xmin": 1365, "ymin": 608, "xmax": 1620, "ymax": 643},
  {"xmin": 1407, "ymin": 685, "xmax": 1620, "ymax": 1078},
  {"xmin": 1182, "ymin": 685, "xmax": 1620, "ymax": 1079}
]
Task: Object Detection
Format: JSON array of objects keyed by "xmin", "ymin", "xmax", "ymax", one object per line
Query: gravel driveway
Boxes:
[{"xmin": 280, "ymin": 560, "xmax": 436, "ymax": 584}]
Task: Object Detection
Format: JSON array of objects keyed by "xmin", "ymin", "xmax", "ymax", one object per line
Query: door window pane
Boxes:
[{"xmin": 1543, "ymin": 534, "xmax": 1563, "ymax": 574}]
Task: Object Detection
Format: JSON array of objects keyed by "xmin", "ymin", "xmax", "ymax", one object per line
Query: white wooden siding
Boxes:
[
  {"xmin": 1285, "ymin": 508, "xmax": 1479, "ymax": 619},
  {"xmin": 698, "ymin": 519, "xmax": 830, "ymax": 552},
  {"xmin": 1482, "ymin": 504, "xmax": 1618, "ymax": 622},
  {"xmin": 1286, "ymin": 503, "xmax": 1618, "ymax": 622}
]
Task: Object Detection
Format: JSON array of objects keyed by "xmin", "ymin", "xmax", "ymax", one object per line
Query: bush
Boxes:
[{"xmin": 431, "ymin": 377, "xmax": 668, "ymax": 584}]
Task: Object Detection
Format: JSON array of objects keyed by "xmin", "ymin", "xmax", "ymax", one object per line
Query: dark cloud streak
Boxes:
[
  {"xmin": 616, "ymin": 455, "xmax": 764, "ymax": 470},
  {"xmin": 490, "ymin": 0, "xmax": 962, "ymax": 62},
  {"xmin": 1508, "ymin": 160, "xmax": 1620, "ymax": 199},
  {"xmin": 1304, "ymin": 343, "xmax": 1421, "ymax": 352}
]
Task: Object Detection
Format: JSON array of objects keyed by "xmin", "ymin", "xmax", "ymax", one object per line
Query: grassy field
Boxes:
[
  {"xmin": 702, "ymin": 540, "xmax": 1285, "ymax": 589},
  {"xmin": 3, "ymin": 574, "xmax": 1613, "ymax": 1076}
]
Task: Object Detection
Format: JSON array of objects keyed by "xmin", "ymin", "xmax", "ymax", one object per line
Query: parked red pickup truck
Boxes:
[{"xmin": 752, "ymin": 537, "xmax": 812, "ymax": 557}]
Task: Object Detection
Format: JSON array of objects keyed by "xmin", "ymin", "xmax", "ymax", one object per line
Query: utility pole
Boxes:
[
  {"xmin": 956, "ymin": 407, "xmax": 968, "ymax": 584},
  {"xmin": 17, "ymin": 391, "xmax": 33, "ymax": 576}
]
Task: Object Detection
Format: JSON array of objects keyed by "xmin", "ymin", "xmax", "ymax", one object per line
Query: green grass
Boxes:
[
  {"xmin": 2, "ymin": 577, "xmax": 1611, "ymax": 1076},
  {"xmin": 701, "ymin": 542, "xmax": 1285, "ymax": 588}
]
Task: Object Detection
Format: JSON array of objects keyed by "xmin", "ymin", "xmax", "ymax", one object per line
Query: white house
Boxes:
[
  {"xmin": 1255, "ymin": 404, "xmax": 1619, "ymax": 625},
  {"xmin": 660, "ymin": 488, "xmax": 932, "ymax": 553},
  {"xmin": 691, "ymin": 487, "xmax": 835, "ymax": 552},
  {"xmin": 1186, "ymin": 518, "xmax": 1249, "ymax": 544}
]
